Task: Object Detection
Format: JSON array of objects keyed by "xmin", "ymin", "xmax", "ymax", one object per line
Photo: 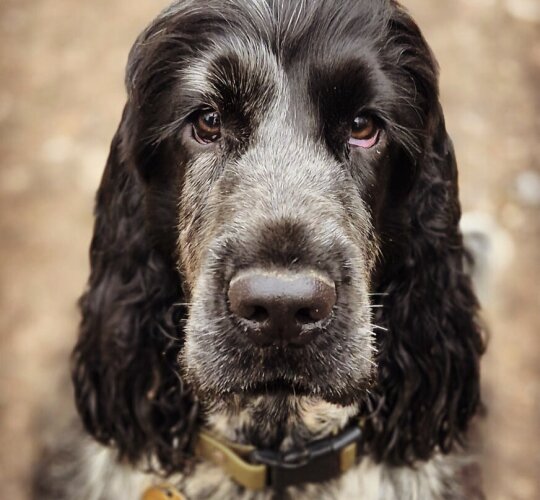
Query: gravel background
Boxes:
[{"xmin": 1, "ymin": 1, "xmax": 539, "ymax": 498}]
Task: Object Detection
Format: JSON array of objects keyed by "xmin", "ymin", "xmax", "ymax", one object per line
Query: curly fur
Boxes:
[{"xmin": 34, "ymin": 1, "xmax": 485, "ymax": 499}]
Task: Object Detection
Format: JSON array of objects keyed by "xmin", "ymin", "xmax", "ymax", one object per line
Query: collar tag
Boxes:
[{"xmin": 142, "ymin": 485, "xmax": 187, "ymax": 500}]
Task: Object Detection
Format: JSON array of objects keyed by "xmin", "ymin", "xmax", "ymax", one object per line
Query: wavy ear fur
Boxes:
[
  {"xmin": 356, "ymin": 7, "xmax": 486, "ymax": 466},
  {"xmin": 71, "ymin": 3, "xmax": 233, "ymax": 474},
  {"xmin": 364, "ymin": 101, "xmax": 485, "ymax": 464},
  {"xmin": 71, "ymin": 106, "xmax": 197, "ymax": 473}
]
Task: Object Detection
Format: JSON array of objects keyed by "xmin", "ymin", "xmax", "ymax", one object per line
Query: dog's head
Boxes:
[{"xmin": 73, "ymin": 0, "xmax": 484, "ymax": 473}]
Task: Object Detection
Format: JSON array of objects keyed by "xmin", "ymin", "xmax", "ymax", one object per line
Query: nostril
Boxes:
[
  {"xmin": 249, "ymin": 305, "xmax": 269, "ymax": 323},
  {"xmin": 295, "ymin": 308, "xmax": 314, "ymax": 325},
  {"xmin": 228, "ymin": 276, "xmax": 272, "ymax": 324},
  {"xmin": 229, "ymin": 302, "xmax": 270, "ymax": 323}
]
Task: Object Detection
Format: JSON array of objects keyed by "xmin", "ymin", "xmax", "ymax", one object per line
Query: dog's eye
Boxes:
[
  {"xmin": 192, "ymin": 109, "xmax": 221, "ymax": 144},
  {"xmin": 349, "ymin": 114, "xmax": 379, "ymax": 149}
]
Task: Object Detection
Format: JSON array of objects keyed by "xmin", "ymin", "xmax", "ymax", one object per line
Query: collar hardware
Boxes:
[
  {"xmin": 195, "ymin": 425, "xmax": 362, "ymax": 491},
  {"xmin": 195, "ymin": 431, "xmax": 267, "ymax": 490}
]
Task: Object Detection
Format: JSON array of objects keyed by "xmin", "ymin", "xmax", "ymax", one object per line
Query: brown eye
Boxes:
[
  {"xmin": 192, "ymin": 109, "xmax": 221, "ymax": 144},
  {"xmin": 349, "ymin": 114, "xmax": 379, "ymax": 149},
  {"xmin": 351, "ymin": 115, "xmax": 375, "ymax": 139}
]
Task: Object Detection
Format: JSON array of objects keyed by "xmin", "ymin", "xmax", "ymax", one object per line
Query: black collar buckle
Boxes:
[{"xmin": 250, "ymin": 426, "xmax": 362, "ymax": 490}]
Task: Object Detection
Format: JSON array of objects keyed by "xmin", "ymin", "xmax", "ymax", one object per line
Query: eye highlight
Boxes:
[
  {"xmin": 192, "ymin": 108, "xmax": 221, "ymax": 144},
  {"xmin": 348, "ymin": 114, "xmax": 380, "ymax": 149}
]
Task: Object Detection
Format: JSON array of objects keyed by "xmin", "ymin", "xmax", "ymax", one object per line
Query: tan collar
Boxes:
[{"xmin": 195, "ymin": 430, "xmax": 268, "ymax": 490}]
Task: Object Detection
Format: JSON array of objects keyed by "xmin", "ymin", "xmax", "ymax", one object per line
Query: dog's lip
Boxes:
[{"xmin": 241, "ymin": 378, "xmax": 311, "ymax": 395}]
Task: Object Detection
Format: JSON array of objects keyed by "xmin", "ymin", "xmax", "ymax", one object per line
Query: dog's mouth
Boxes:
[
  {"xmin": 240, "ymin": 378, "xmax": 312, "ymax": 397},
  {"xmin": 214, "ymin": 373, "xmax": 372, "ymax": 407}
]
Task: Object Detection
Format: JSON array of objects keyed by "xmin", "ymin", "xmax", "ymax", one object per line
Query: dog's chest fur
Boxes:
[{"xmin": 69, "ymin": 399, "xmax": 471, "ymax": 500}]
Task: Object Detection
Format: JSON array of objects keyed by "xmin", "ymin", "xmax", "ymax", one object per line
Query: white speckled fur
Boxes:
[{"xmin": 75, "ymin": 439, "xmax": 468, "ymax": 500}]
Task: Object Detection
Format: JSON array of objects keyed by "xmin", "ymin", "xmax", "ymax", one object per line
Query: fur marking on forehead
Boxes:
[{"xmin": 180, "ymin": 37, "xmax": 283, "ymax": 108}]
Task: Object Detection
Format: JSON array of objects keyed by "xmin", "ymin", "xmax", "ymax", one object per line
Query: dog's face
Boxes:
[
  {"xmin": 179, "ymin": 48, "xmax": 383, "ymax": 405},
  {"xmin": 136, "ymin": 1, "xmax": 423, "ymax": 407}
]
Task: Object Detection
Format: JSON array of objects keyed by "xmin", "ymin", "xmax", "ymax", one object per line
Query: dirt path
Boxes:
[{"xmin": 0, "ymin": 1, "xmax": 539, "ymax": 499}]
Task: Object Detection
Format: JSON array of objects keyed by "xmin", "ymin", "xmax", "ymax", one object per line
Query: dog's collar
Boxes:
[{"xmin": 193, "ymin": 422, "xmax": 364, "ymax": 491}]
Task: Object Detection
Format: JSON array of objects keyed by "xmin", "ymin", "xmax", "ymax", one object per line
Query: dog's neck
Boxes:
[{"xmin": 204, "ymin": 395, "xmax": 359, "ymax": 452}]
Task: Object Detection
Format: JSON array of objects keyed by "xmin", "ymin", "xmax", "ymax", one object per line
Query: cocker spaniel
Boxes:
[{"xmin": 34, "ymin": 0, "xmax": 485, "ymax": 499}]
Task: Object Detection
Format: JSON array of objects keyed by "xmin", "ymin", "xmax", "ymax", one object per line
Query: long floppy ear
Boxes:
[
  {"xmin": 71, "ymin": 104, "xmax": 197, "ymax": 473},
  {"xmin": 364, "ymin": 99, "xmax": 486, "ymax": 464},
  {"xmin": 71, "ymin": 2, "xmax": 239, "ymax": 473}
]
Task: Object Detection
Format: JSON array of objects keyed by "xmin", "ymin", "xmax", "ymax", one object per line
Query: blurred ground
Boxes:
[{"xmin": 0, "ymin": 0, "xmax": 539, "ymax": 499}]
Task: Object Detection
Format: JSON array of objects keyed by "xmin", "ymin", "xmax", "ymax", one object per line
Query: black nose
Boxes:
[{"xmin": 228, "ymin": 270, "xmax": 336, "ymax": 346}]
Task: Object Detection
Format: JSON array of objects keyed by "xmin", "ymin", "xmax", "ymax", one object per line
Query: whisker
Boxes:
[{"xmin": 357, "ymin": 353, "xmax": 377, "ymax": 367}]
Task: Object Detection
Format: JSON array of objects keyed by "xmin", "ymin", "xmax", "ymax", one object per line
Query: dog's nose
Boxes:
[{"xmin": 228, "ymin": 271, "xmax": 336, "ymax": 346}]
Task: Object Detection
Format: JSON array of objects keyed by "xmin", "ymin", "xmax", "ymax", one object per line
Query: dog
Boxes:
[{"xmin": 33, "ymin": 1, "xmax": 485, "ymax": 498}]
